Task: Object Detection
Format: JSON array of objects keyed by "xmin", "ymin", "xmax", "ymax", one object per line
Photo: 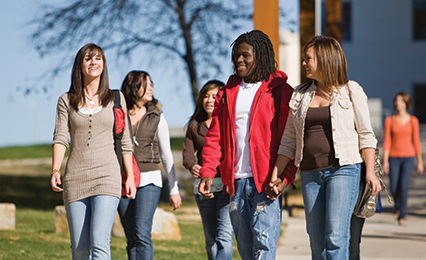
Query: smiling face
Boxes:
[
  {"xmin": 302, "ymin": 47, "xmax": 321, "ymax": 81},
  {"xmin": 138, "ymin": 75, "xmax": 153, "ymax": 104},
  {"xmin": 81, "ymin": 51, "xmax": 104, "ymax": 80},
  {"xmin": 235, "ymin": 42, "xmax": 256, "ymax": 83},
  {"xmin": 202, "ymin": 87, "xmax": 219, "ymax": 117}
]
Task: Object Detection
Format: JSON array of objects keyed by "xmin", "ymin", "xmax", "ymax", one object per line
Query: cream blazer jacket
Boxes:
[{"xmin": 278, "ymin": 80, "xmax": 377, "ymax": 167}]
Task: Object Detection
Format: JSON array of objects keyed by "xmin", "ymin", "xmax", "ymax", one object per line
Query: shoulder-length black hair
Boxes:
[
  {"xmin": 231, "ymin": 30, "xmax": 277, "ymax": 83},
  {"xmin": 68, "ymin": 43, "xmax": 112, "ymax": 109},
  {"xmin": 120, "ymin": 70, "xmax": 158, "ymax": 111},
  {"xmin": 187, "ymin": 80, "xmax": 224, "ymax": 128}
]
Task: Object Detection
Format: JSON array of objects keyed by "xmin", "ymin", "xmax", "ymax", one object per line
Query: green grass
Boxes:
[
  {"xmin": 0, "ymin": 138, "xmax": 184, "ymax": 160},
  {"xmin": 0, "ymin": 208, "xmax": 240, "ymax": 260},
  {"xmin": 0, "ymin": 144, "xmax": 54, "ymax": 160}
]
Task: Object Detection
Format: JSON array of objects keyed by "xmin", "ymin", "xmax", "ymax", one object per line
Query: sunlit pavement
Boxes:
[{"xmin": 277, "ymin": 156, "xmax": 426, "ymax": 259}]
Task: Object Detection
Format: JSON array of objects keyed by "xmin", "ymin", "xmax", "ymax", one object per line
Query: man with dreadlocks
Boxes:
[{"xmin": 198, "ymin": 30, "xmax": 297, "ymax": 259}]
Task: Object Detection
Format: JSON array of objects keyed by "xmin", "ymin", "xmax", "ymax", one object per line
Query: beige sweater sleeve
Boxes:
[
  {"xmin": 53, "ymin": 93, "xmax": 70, "ymax": 149},
  {"xmin": 119, "ymin": 92, "xmax": 133, "ymax": 154}
]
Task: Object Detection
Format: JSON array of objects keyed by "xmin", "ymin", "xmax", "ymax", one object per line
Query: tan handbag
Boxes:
[{"xmin": 353, "ymin": 148, "xmax": 392, "ymax": 218}]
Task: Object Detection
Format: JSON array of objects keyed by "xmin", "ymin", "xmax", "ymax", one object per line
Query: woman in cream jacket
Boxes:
[{"xmin": 267, "ymin": 36, "xmax": 381, "ymax": 260}]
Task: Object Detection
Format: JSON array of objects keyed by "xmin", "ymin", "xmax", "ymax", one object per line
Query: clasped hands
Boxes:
[
  {"xmin": 199, "ymin": 176, "xmax": 288, "ymax": 200},
  {"xmin": 265, "ymin": 177, "xmax": 287, "ymax": 200}
]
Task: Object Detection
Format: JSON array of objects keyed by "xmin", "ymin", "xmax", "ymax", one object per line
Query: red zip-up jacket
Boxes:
[{"xmin": 200, "ymin": 70, "xmax": 298, "ymax": 196}]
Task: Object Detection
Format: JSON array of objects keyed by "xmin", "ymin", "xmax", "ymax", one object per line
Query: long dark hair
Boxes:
[
  {"xmin": 231, "ymin": 30, "xmax": 277, "ymax": 83},
  {"xmin": 187, "ymin": 80, "xmax": 224, "ymax": 129},
  {"xmin": 68, "ymin": 43, "xmax": 112, "ymax": 109},
  {"xmin": 120, "ymin": 70, "xmax": 158, "ymax": 110}
]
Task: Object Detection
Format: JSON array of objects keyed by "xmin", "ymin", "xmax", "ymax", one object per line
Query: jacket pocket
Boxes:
[
  {"xmin": 338, "ymin": 96, "xmax": 352, "ymax": 109},
  {"xmin": 289, "ymin": 96, "xmax": 302, "ymax": 111}
]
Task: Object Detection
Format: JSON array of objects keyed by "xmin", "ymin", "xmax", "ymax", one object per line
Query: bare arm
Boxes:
[
  {"xmin": 122, "ymin": 153, "xmax": 136, "ymax": 199},
  {"xmin": 50, "ymin": 143, "xmax": 66, "ymax": 192},
  {"xmin": 416, "ymin": 153, "xmax": 424, "ymax": 175},
  {"xmin": 362, "ymin": 147, "xmax": 381, "ymax": 196},
  {"xmin": 383, "ymin": 150, "xmax": 390, "ymax": 174}
]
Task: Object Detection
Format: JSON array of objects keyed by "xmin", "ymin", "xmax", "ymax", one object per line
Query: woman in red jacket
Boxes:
[{"xmin": 198, "ymin": 30, "xmax": 297, "ymax": 260}]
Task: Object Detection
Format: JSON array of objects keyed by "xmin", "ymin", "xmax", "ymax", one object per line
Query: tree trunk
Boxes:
[{"xmin": 176, "ymin": 1, "xmax": 199, "ymax": 106}]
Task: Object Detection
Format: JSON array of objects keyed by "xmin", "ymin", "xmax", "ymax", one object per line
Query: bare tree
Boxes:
[{"xmin": 28, "ymin": 0, "xmax": 252, "ymax": 104}]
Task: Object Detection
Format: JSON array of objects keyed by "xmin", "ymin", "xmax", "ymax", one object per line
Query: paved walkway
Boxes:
[{"xmin": 277, "ymin": 171, "xmax": 426, "ymax": 260}]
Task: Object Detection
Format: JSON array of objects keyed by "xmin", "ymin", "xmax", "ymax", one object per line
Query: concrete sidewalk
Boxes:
[{"xmin": 277, "ymin": 172, "xmax": 426, "ymax": 260}]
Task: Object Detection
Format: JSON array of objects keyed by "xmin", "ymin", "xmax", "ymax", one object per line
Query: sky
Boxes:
[{"xmin": 0, "ymin": 0, "xmax": 298, "ymax": 147}]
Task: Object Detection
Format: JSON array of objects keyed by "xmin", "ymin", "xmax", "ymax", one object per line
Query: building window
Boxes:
[
  {"xmin": 413, "ymin": 84, "xmax": 426, "ymax": 123},
  {"xmin": 413, "ymin": 0, "xmax": 426, "ymax": 40},
  {"xmin": 342, "ymin": 2, "xmax": 351, "ymax": 41}
]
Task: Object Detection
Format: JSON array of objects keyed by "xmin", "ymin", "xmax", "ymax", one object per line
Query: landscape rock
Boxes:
[
  {"xmin": 54, "ymin": 205, "xmax": 69, "ymax": 234},
  {"xmin": 54, "ymin": 205, "xmax": 181, "ymax": 240},
  {"xmin": 0, "ymin": 203, "xmax": 16, "ymax": 230},
  {"xmin": 152, "ymin": 208, "xmax": 181, "ymax": 240}
]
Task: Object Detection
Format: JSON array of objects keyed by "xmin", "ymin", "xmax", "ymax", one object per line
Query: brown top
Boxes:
[
  {"xmin": 53, "ymin": 92, "xmax": 133, "ymax": 203},
  {"xmin": 182, "ymin": 121, "xmax": 208, "ymax": 171},
  {"xmin": 300, "ymin": 106, "xmax": 339, "ymax": 171},
  {"xmin": 182, "ymin": 120, "xmax": 221, "ymax": 178}
]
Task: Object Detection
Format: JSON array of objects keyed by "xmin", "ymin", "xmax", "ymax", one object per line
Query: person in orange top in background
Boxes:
[{"xmin": 383, "ymin": 92, "xmax": 424, "ymax": 226}]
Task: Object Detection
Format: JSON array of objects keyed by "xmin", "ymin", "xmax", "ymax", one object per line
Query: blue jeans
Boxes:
[
  {"xmin": 301, "ymin": 164, "xmax": 360, "ymax": 260},
  {"xmin": 195, "ymin": 192, "xmax": 234, "ymax": 260},
  {"xmin": 118, "ymin": 184, "xmax": 161, "ymax": 260},
  {"xmin": 229, "ymin": 177, "xmax": 282, "ymax": 260},
  {"xmin": 389, "ymin": 157, "xmax": 414, "ymax": 220},
  {"xmin": 349, "ymin": 214, "xmax": 365, "ymax": 260},
  {"xmin": 65, "ymin": 195, "xmax": 120, "ymax": 260}
]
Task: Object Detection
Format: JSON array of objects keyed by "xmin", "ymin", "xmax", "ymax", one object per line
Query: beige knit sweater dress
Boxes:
[{"xmin": 53, "ymin": 92, "xmax": 133, "ymax": 204}]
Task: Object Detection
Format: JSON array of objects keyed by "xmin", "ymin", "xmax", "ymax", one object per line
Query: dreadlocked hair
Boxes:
[{"xmin": 231, "ymin": 30, "xmax": 277, "ymax": 83}]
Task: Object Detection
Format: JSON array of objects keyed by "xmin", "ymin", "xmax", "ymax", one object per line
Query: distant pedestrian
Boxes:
[
  {"xmin": 198, "ymin": 30, "xmax": 297, "ymax": 260},
  {"xmin": 118, "ymin": 70, "xmax": 182, "ymax": 260},
  {"xmin": 50, "ymin": 43, "xmax": 136, "ymax": 259},
  {"xmin": 383, "ymin": 91, "xmax": 424, "ymax": 226},
  {"xmin": 183, "ymin": 80, "xmax": 234, "ymax": 260},
  {"xmin": 267, "ymin": 35, "xmax": 381, "ymax": 260}
]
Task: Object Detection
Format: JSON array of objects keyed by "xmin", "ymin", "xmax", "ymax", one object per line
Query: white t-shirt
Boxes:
[{"xmin": 234, "ymin": 80, "xmax": 262, "ymax": 179}]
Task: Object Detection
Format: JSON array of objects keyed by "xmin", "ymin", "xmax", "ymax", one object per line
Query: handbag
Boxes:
[
  {"xmin": 112, "ymin": 90, "xmax": 141, "ymax": 196},
  {"xmin": 344, "ymin": 85, "xmax": 392, "ymax": 217},
  {"xmin": 353, "ymin": 148, "xmax": 392, "ymax": 218}
]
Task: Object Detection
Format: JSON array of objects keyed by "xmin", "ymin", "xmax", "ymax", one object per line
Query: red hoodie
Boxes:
[{"xmin": 200, "ymin": 70, "xmax": 298, "ymax": 196}]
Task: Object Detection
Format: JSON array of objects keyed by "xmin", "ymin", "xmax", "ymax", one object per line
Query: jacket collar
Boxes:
[
  {"xmin": 146, "ymin": 102, "xmax": 161, "ymax": 115},
  {"xmin": 226, "ymin": 70, "xmax": 288, "ymax": 92}
]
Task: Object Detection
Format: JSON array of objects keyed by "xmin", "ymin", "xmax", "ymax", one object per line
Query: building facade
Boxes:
[{"xmin": 342, "ymin": 0, "xmax": 426, "ymax": 123}]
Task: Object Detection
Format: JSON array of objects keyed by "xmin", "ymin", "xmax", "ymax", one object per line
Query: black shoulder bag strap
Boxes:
[{"xmin": 112, "ymin": 90, "xmax": 124, "ymax": 172}]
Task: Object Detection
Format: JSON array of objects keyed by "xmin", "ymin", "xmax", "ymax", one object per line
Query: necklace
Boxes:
[
  {"xmin": 85, "ymin": 94, "xmax": 96, "ymax": 106},
  {"xmin": 394, "ymin": 114, "xmax": 410, "ymax": 126}
]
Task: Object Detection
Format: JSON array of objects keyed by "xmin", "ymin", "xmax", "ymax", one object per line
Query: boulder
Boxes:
[
  {"xmin": 54, "ymin": 205, "xmax": 69, "ymax": 234},
  {"xmin": 0, "ymin": 203, "xmax": 16, "ymax": 230},
  {"xmin": 152, "ymin": 208, "xmax": 181, "ymax": 240},
  {"xmin": 54, "ymin": 205, "xmax": 181, "ymax": 240}
]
